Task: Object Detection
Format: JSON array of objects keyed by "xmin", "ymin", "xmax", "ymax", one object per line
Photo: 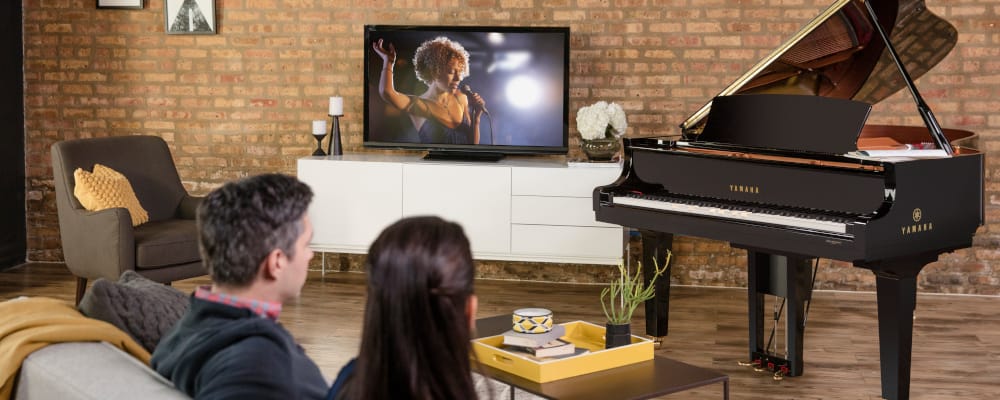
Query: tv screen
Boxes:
[{"xmin": 364, "ymin": 25, "xmax": 570, "ymax": 159}]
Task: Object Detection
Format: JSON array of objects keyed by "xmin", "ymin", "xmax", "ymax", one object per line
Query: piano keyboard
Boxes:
[{"xmin": 612, "ymin": 193, "xmax": 851, "ymax": 235}]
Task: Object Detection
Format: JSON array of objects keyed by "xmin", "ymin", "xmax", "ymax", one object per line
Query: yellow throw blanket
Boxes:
[{"xmin": 0, "ymin": 297, "xmax": 151, "ymax": 400}]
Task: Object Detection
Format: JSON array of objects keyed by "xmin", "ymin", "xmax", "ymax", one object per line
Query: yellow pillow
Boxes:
[{"xmin": 73, "ymin": 164, "xmax": 149, "ymax": 226}]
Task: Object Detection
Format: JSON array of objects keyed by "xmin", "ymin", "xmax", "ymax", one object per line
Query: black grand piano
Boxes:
[{"xmin": 593, "ymin": 0, "xmax": 984, "ymax": 399}]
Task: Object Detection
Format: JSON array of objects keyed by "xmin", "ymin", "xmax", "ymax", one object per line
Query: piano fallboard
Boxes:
[{"xmin": 628, "ymin": 139, "xmax": 888, "ymax": 215}]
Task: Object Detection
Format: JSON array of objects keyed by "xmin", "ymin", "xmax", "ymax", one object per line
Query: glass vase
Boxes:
[{"xmin": 582, "ymin": 137, "xmax": 621, "ymax": 161}]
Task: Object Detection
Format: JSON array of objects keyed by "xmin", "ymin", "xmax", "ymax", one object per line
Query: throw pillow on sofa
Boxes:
[{"xmin": 78, "ymin": 271, "xmax": 189, "ymax": 353}]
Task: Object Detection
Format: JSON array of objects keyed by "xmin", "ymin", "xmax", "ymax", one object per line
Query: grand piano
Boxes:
[{"xmin": 593, "ymin": 1, "xmax": 984, "ymax": 399}]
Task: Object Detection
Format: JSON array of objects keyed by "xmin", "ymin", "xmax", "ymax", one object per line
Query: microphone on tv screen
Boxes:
[{"xmin": 461, "ymin": 85, "xmax": 491, "ymax": 116}]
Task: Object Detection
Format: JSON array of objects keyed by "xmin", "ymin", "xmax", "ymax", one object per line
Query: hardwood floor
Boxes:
[{"xmin": 3, "ymin": 262, "xmax": 998, "ymax": 399}]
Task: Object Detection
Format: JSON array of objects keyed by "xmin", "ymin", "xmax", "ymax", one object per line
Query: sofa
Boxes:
[
  {"xmin": 3, "ymin": 272, "xmax": 193, "ymax": 400},
  {"xmin": 14, "ymin": 341, "xmax": 189, "ymax": 400}
]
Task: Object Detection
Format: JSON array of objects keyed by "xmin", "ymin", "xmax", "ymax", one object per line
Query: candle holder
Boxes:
[
  {"xmin": 327, "ymin": 114, "xmax": 343, "ymax": 156},
  {"xmin": 311, "ymin": 120, "xmax": 327, "ymax": 156},
  {"xmin": 312, "ymin": 132, "xmax": 326, "ymax": 156}
]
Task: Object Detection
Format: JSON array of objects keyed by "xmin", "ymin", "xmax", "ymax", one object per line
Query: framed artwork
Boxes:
[
  {"xmin": 97, "ymin": 0, "xmax": 143, "ymax": 9},
  {"xmin": 165, "ymin": 0, "xmax": 216, "ymax": 35}
]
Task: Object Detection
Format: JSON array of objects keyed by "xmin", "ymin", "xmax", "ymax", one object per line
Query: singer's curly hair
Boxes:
[{"xmin": 412, "ymin": 36, "xmax": 470, "ymax": 87}]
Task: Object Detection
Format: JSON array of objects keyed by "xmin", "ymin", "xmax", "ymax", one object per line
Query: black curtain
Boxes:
[{"xmin": 0, "ymin": 1, "xmax": 26, "ymax": 270}]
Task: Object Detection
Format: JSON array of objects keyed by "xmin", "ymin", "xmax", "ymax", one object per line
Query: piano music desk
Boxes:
[{"xmin": 475, "ymin": 315, "xmax": 730, "ymax": 400}]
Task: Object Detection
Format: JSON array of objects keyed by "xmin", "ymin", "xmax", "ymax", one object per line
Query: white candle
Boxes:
[
  {"xmin": 328, "ymin": 96, "xmax": 343, "ymax": 116},
  {"xmin": 312, "ymin": 120, "xmax": 326, "ymax": 135}
]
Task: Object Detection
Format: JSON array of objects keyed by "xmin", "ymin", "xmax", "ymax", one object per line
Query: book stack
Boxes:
[{"xmin": 501, "ymin": 325, "xmax": 583, "ymax": 359}]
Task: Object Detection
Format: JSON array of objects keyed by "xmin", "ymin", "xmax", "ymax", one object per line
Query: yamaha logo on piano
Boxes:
[
  {"xmin": 902, "ymin": 208, "xmax": 932, "ymax": 235},
  {"xmin": 729, "ymin": 184, "xmax": 760, "ymax": 194}
]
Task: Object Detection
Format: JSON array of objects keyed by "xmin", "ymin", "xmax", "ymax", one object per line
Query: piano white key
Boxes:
[{"xmin": 612, "ymin": 196, "xmax": 847, "ymax": 234}]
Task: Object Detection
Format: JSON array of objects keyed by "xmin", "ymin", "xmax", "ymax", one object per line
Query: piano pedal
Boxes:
[
  {"xmin": 773, "ymin": 365, "xmax": 790, "ymax": 381},
  {"xmin": 652, "ymin": 336, "xmax": 664, "ymax": 349},
  {"xmin": 737, "ymin": 360, "xmax": 754, "ymax": 367}
]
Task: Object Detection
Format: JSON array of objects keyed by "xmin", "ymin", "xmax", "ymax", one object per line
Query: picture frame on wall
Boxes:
[
  {"xmin": 165, "ymin": 0, "xmax": 216, "ymax": 35},
  {"xmin": 97, "ymin": 0, "xmax": 143, "ymax": 9}
]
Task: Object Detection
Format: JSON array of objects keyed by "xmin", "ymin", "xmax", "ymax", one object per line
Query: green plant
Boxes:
[{"xmin": 600, "ymin": 254, "xmax": 671, "ymax": 325}]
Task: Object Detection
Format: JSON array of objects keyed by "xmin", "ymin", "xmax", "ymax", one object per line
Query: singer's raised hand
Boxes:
[
  {"xmin": 374, "ymin": 38, "xmax": 407, "ymax": 111},
  {"xmin": 372, "ymin": 39, "xmax": 396, "ymax": 64}
]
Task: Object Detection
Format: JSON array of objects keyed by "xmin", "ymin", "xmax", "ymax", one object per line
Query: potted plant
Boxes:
[{"xmin": 599, "ymin": 254, "xmax": 671, "ymax": 348}]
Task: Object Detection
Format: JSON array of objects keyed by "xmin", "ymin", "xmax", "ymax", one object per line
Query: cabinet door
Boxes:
[
  {"xmin": 402, "ymin": 163, "xmax": 511, "ymax": 255},
  {"xmin": 298, "ymin": 158, "xmax": 402, "ymax": 253}
]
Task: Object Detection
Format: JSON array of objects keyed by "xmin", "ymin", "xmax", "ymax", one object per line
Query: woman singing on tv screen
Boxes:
[{"xmin": 372, "ymin": 37, "xmax": 487, "ymax": 145}]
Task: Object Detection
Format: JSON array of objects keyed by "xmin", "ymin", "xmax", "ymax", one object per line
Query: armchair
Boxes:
[{"xmin": 51, "ymin": 136, "xmax": 206, "ymax": 304}]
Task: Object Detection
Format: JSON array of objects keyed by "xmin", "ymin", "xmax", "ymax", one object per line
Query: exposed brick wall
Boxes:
[{"xmin": 21, "ymin": 0, "xmax": 1000, "ymax": 295}]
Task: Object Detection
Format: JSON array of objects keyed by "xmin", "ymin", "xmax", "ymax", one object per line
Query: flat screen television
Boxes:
[{"xmin": 363, "ymin": 25, "xmax": 570, "ymax": 161}]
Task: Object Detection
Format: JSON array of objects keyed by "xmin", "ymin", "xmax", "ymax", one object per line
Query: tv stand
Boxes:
[
  {"xmin": 297, "ymin": 154, "xmax": 624, "ymax": 265},
  {"xmin": 423, "ymin": 150, "xmax": 505, "ymax": 162}
]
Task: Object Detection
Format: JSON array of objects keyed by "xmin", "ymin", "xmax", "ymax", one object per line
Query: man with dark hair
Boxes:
[{"xmin": 152, "ymin": 173, "xmax": 328, "ymax": 399}]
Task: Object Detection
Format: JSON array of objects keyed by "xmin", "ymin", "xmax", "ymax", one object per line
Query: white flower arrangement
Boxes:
[{"xmin": 576, "ymin": 101, "xmax": 627, "ymax": 140}]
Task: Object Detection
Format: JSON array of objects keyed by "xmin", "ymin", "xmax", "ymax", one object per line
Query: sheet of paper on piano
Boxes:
[{"xmin": 845, "ymin": 149, "xmax": 950, "ymax": 160}]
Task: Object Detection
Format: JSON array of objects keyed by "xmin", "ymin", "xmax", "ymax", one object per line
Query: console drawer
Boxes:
[{"xmin": 510, "ymin": 224, "xmax": 622, "ymax": 259}]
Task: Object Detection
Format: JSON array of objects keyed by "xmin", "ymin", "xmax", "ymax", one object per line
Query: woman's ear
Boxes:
[{"xmin": 466, "ymin": 294, "xmax": 478, "ymax": 332}]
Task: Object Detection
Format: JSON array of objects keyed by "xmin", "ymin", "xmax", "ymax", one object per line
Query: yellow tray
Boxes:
[{"xmin": 471, "ymin": 320, "xmax": 654, "ymax": 383}]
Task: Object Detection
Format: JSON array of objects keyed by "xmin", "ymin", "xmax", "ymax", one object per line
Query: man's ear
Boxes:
[{"xmin": 260, "ymin": 248, "xmax": 284, "ymax": 281}]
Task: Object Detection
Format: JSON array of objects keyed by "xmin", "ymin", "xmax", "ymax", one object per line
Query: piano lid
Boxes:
[{"xmin": 680, "ymin": 0, "xmax": 958, "ymax": 135}]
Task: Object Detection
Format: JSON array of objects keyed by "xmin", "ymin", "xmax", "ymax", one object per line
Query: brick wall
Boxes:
[{"xmin": 22, "ymin": 0, "xmax": 1000, "ymax": 294}]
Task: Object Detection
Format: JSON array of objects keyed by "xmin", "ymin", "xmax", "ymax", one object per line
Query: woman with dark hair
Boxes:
[
  {"xmin": 327, "ymin": 216, "xmax": 481, "ymax": 399},
  {"xmin": 373, "ymin": 36, "xmax": 487, "ymax": 144}
]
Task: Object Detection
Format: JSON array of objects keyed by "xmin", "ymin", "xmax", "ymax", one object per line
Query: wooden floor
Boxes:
[{"xmin": 3, "ymin": 263, "xmax": 999, "ymax": 399}]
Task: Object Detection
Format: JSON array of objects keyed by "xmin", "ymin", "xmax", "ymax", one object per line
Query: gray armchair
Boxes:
[{"xmin": 51, "ymin": 136, "xmax": 205, "ymax": 304}]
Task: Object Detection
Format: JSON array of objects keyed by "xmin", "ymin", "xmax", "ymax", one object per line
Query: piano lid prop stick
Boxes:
[{"xmin": 862, "ymin": 0, "xmax": 954, "ymax": 155}]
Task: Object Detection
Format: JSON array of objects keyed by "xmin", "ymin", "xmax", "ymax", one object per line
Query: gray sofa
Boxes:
[
  {"xmin": 9, "ymin": 270, "xmax": 195, "ymax": 400},
  {"xmin": 14, "ymin": 341, "xmax": 189, "ymax": 400}
]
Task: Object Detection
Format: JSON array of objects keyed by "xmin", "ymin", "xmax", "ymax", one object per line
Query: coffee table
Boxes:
[{"xmin": 475, "ymin": 315, "xmax": 729, "ymax": 400}]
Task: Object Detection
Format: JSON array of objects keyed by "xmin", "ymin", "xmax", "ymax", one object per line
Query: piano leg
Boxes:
[
  {"xmin": 640, "ymin": 230, "xmax": 673, "ymax": 337},
  {"xmin": 875, "ymin": 271, "xmax": 916, "ymax": 400},
  {"xmin": 862, "ymin": 253, "xmax": 934, "ymax": 400},
  {"xmin": 747, "ymin": 251, "xmax": 813, "ymax": 377}
]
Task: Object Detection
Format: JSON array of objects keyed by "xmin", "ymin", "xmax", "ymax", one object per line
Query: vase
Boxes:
[
  {"xmin": 582, "ymin": 138, "xmax": 621, "ymax": 161},
  {"xmin": 605, "ymin": 322, "xmax": 632, "ymax": 349}
]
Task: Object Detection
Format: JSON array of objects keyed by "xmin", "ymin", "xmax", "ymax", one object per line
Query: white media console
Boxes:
[{"xmin": 297, "ymin": 154, "xmax": 624, "ymax": 265}]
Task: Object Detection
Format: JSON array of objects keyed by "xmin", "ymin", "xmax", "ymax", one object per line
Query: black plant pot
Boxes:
[{"xmin": 605, "ymin": 323, "xmax": 632, "ymax": 349}]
